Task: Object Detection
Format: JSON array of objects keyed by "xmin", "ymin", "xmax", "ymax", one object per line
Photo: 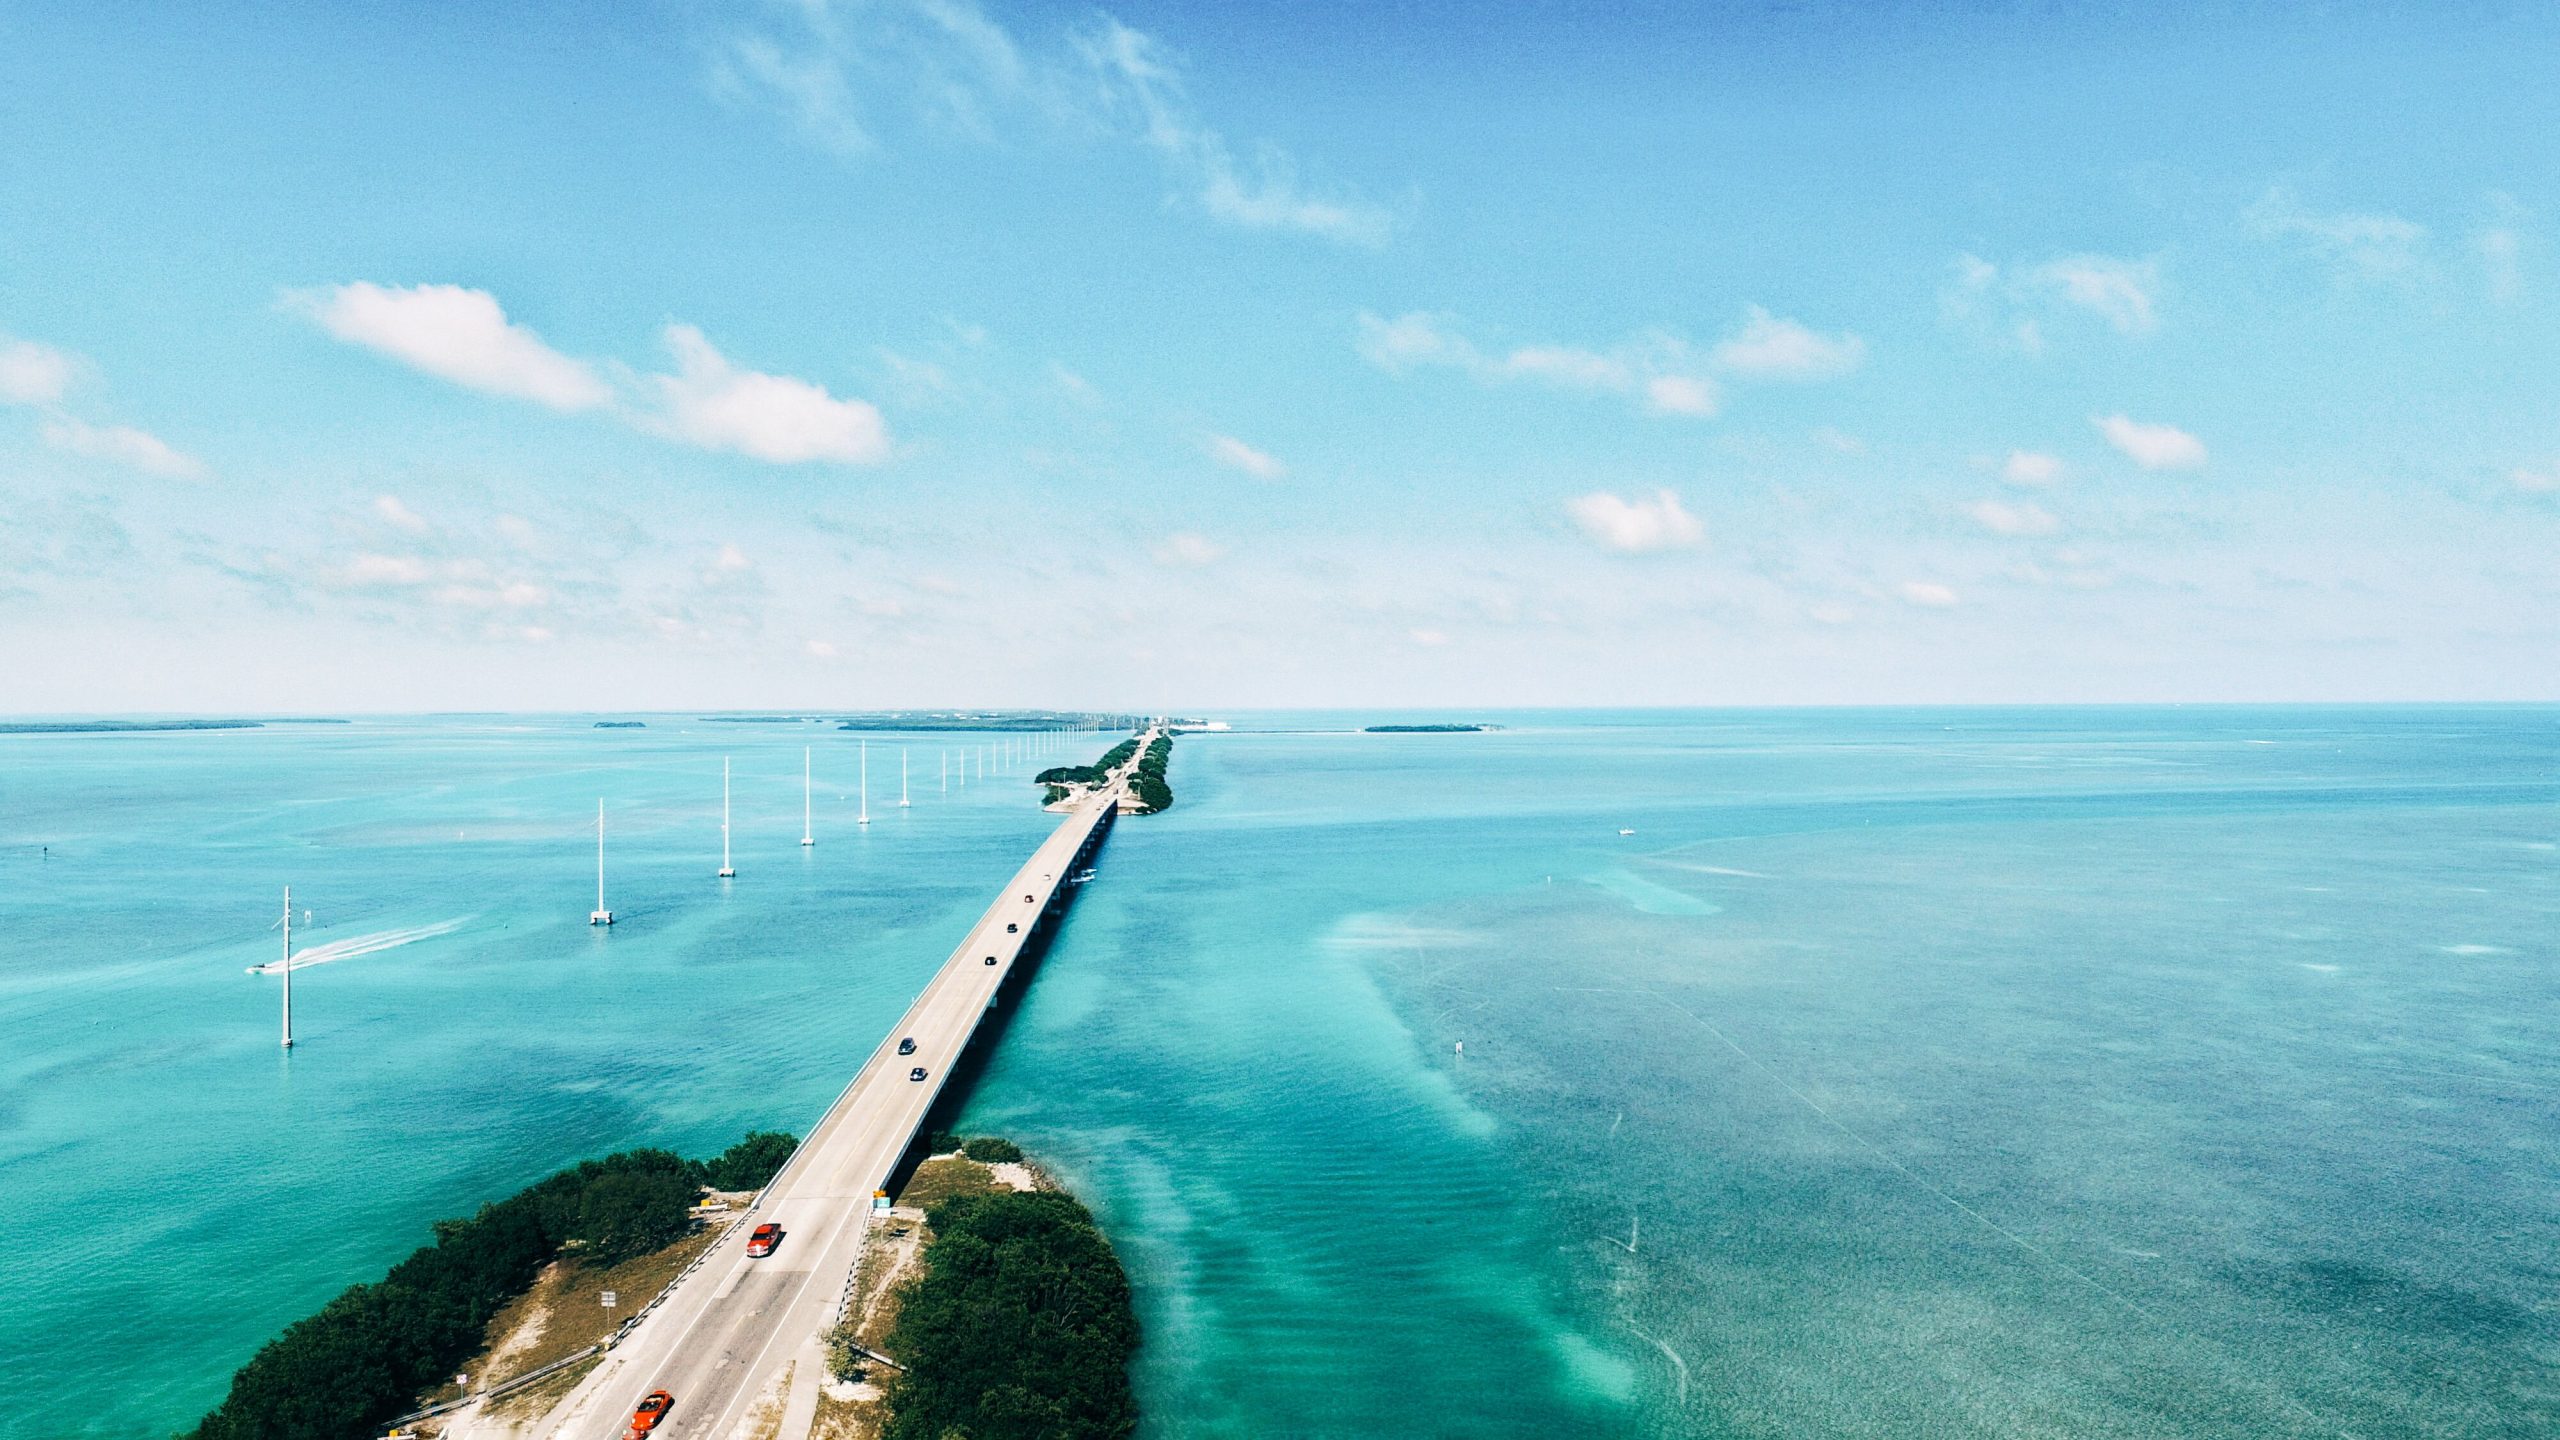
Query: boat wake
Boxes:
[{"xmin": 246, "ymin": 918, "xmax": 467, "ymax": 975}]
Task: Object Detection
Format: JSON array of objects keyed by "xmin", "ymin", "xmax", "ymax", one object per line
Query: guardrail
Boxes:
[{"xmin": 379, "ymin": 1343, "xmax": 602, "ymax": 1430}]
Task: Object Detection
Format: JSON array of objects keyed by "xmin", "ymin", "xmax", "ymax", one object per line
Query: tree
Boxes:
[{"xmin": 575, "ymin": 1169, "xmax": 697, "ymax": 1264}]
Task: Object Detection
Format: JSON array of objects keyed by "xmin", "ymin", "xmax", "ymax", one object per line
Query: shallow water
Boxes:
[{"xmin": 4, "ymin": 709, "xmax": 2556, "ymax": 1437}]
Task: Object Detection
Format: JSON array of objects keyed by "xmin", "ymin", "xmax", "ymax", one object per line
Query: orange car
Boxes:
[{"xmin": 627, "ymin": 1389, "xmax": 673, "ymax": 1436}]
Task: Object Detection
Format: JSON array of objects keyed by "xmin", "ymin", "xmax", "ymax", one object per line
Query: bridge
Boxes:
[{"xmin": 515, "ymin": 734, "xmax": 1150, "ymax": 1440}]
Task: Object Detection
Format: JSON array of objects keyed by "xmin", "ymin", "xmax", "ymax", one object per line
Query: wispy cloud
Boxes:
[
  {"xmin": 2479, "ymin": 192, "xmax": 2527, "ymax": 302},
  {"xmin": 1944, "ymin": 252, "xmax": 2160, "ymax": 347},
  {"xmin": 1152, "ymin": 531, "xmax": 1224, "ymax": 566},
  {"xmin": 2094, "ymin": 413, "xmax": 2207, "ymax": 470},
  {"xmin": 295, "ymin": 282, "xmax": 612, "ymax": 411},
  {"xmin": 2247, "ymin": 187, "xmax": 2426, "ymax": 281},
  {"xmin": 1899, "ymin": 580, "xmax": 1959, "ymax": 608},
  {"xmin": 39, "ymin": 418, "xmax": 209, "ymax": 480},
  {"xmin": 2, "ymin": 330, "xmax": 207, "ymax": 479},
  {"xmin": 1358, "ymin": 312, "xmax": 1720, "ymax": 417},
  {"xmin": 1710, "ymin": 305, "xmax": 1866, "ymax": 379},
  {"xmin": 1965, "ymin": 498, "xmax": 2060, "ymax": 536},
  {"xmin": 1566, "ymin": 489, "xmax": 1705, "ymax": 554},
  {"xmin": 2512, "ymin": 465, "xmax": 2558, "ymax": 494},
  {"xmin": 711, "ymin": 1, "xmax": 1393, "ymax": 244},
  {"xmin": 2001, "ymin": 450, "xmax": 2064, "ymax": 486},
  {"xmin": 1207, "ymin": 433, "xmax": 1285, "ymax": 479}
]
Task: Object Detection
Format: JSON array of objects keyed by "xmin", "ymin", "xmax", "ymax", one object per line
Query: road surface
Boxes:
[{"xmin": 522, "ymin": 743, "xmax": 1143, "ymax": 1440}]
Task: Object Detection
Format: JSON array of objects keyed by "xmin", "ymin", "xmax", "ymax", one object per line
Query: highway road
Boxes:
[{"xmin": 519, "ymin": 740, "xmax": 1146, "ymax": 1440}]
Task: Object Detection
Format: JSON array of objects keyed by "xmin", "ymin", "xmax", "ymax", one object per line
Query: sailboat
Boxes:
[
  {"xmin": 719, "ymin": 758, "xmax": 738, "ymax": 877},
  {"xmin": 900, "ymin": 749, "xmax": 911, "ymax": 807},
  {"xmin": 802, "ymin": 747, "xmax": 815, "ymax": 846},
  {"xmin": 279, "ymin": 885, "xmax": 296, "ymax": 1048},
  {"xmin": 858, "ymin": 740, "xmax": 872, "ymax": 825},
  {"xmin": 590, "ymin": 801, "xmax": 614, "ymax": 925}
]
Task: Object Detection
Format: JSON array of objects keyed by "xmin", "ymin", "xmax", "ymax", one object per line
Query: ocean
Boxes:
[{"xmin": 2, "ymin": 709, "xmax": 2553, "ymax": 1437}]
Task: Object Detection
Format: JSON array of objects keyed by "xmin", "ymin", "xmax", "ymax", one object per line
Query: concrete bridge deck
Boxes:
[{"xmin": 520, "ymin": 738, "xmax": 1146, "ymax": 1440}]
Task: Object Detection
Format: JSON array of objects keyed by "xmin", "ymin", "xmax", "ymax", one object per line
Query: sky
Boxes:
[{"xmin": 2, "ymin": 0, "xmax": 2555, "ymax": 713}]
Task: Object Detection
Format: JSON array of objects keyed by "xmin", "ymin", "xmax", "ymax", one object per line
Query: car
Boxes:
[
  {"xmin": 909, "ymin": 1066, "xmax": 929, "ymax": 1081},
  {"xmin": 746, "ymin": 1222, "xmax": 782, "ymax": 1258},
  {"xmin": 1023, "ymin": 894, "xmax": 1034, "ymax": 903},
  {"xmin": 984, "ymin": 954, "xmax": 998, "ymax": 966},
  {"xmin": 897, "ymin": 1037, "xmax": 916, "ymax": 1055},
  {"xmin": 1006, "ymin": 922, "xmax": 1019, "ymax": 933},
  {"xmin": 627, "ymin": 1390, "xmax": 674, "ymax": 1436}
]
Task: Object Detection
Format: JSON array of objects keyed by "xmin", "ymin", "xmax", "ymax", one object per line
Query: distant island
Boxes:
[
  {"xmin": 1364, "ymin": 723, "xmax": 1492, "ymax": 733},
  {"xmin": 2, "ymin": 719, "xmax": 265, "ymax": 735},
  {"xmin": 593, "ymin": 720, "xmax": 647, "ymax": 728}
]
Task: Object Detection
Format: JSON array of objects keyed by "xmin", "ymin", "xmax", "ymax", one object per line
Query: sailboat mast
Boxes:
[
  {"xmin": 719, "ymin": 758, "xmax": 736, "ymax": 877},
  {"xmin": 590, "ymin": 801, "xmax": 614, "ymax": 925},
  {"xmin": 280, "ymin": 884, "xmax": 294, "ymax": 1049}
]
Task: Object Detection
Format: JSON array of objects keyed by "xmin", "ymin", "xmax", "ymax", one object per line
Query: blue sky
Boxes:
[{"xmin": 2, "ymin": 1, "xmax": 2553, "ymax": 711}]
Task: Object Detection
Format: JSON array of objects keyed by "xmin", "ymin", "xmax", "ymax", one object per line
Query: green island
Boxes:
[
  {"xmin": 0, "ymin": 719, "xmax": 265, "ymax": 735},
  {"xmin": 184, "ymin": 1131, "xmax": 797, "ymax": 1440},
  {"xmin": 1363, "ymin": 723, "xmax": 1490, "ymax": 733},
  {"xmin": 824, "ymin": 1137, "xmax": 1138, "ymax": 1440},
  {"xmin": 1034, "ymin": 732, "xmax": 1176, "ymax": 814},
  {"xmin": 593, "ymin": 720, "xmax": 647, "ymax": 728}
]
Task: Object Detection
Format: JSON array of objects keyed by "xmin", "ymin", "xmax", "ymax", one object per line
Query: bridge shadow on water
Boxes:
[{"xmin": 884, "ymin": 810, "xmax": 1116, "ymax": 1199}]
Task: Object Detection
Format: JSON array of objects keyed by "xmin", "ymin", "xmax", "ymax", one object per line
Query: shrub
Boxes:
[
  {"xmin": 187, "ymin": 1131, "xmax": 795, "ymax": 1440},
  {"xmin": 959, "ymin": 1136, "xmax": 1023, "ymax": 1163},
  {"xmin": 697, "ymin": 1130, "xmax": 798, "ymax": 1191},
  {"xmin": 574, "ymin": 1168, "xmax": 697, "ymax": 1264},
  {"xmin": 880, "ymin": 1191, "xmax": 1139, "ymax": 1440}
]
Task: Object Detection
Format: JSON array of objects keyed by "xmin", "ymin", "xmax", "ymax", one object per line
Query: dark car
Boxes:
[
  {"xmin": 984, "ymin": 954, "xmax": 998, "ymax": 966},
  {"xmin": 627, "ymin": 1390, "xmax": 674, "ymax": 1436},
  {"xmin": 909, "ymin": 1066, "xmax": 929, "ymax": 1081},
  {"xmin": 746, "ymin": 1222, "xmax": 782, "ymax": 1258},
  {"xmin": 1006, "ymin": 922, "xmax": 1019, "ymax": 933},
  {"xmin": 897, "ymin": 1037, "xmax": 916, "ymax": 1055},
  {"xmin": 1023, "ymin": 894, "xmax": 1034, "ymax": 902}
]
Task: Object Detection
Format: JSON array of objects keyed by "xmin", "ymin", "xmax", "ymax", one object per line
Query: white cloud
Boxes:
[
  {"xmin": 1710, "ymin": 305, "xmax": 1866, "ymax": 379},
  {"xmin": 1408, "ymin": 627, "xmax": 1450, "ymax": 646},
  {"xmin": 1644, "ymin": 375, "xmax": 1721, "ymax": 417},
  {"xmin": 1207, "ymin": 433, "xmax": 1285, "ymax": 479},
  {"xmin": 1946, "ymin": 253, "xmax": 2160, "ymax": 346},
  {"xmin": 1152, "ymin": 531, "xmax": 1224, "ymax": 567},
  {"xmin": 1966, "ymin": 499, "xmax": 2060, "ymax": 536},
  {"xmin": 0, "ymin": 337, "xmax": 76, "ymax": 405},
  {"xmin": 1079, "ymin": 18, "xmax": 1393, "ymax": 245},
  {"xmin": 2512, "ymin": 466, "xmax": 2558, "ymax": 494},
  {"xmin": 2479, "ymin": 192, "xmax": 2527, "ymax": 302},
  {"xmin": 1813, "ymin": 427, "xmax": 1866, "ymax": 455},
  {"xmin": 2094, "ymin": 413, "xmax": 2208, "ymax": 470},
  {"xmin": 2029, "ymin": 256, "xmax": 2158, "ymax": 333},
  {"xmin": 1899, "ymin": 580, "xmax": 1959, "ymax": 608},
  {"xmin": 2002, "ymin": 450, "xmax": 2064, "ymax": 486},
  {"xmin": 1809, "ymin": 602, "xmax": 1856, "ymax": 625},
  {"xmin": 715, "ymin": 2, "xmax": 1390, "ymax": 245},
  {"xmin": 713, "ymin": 542, "xmax": 754, "ymax": 572},
  {"xmin": 805, "ymin": 638, "xmax": 842, "ymax": 658},
  {"xmin": 1359, "ymin": 312, "xmax": 1718, "ymax": 418},
  {"xmin": 340, "ymin": 552, "xmax": 433, "ymax": 587},
  {"xmin": 39, "ymin": 418, "xmax": 209, "ymax": 480},
  {"xmin": 374, "ymin": 495, "xmax": 431, "ymax": 534},
  {"xmin": 300, "ymin": 282, "xmax": 612, "ymax": 411},
  {"xmin": 650, "ymin": 324, "xmax": 889, "ymax": 465},
  {"xmin": 1566, "ymin": 489, "xmax": 1705, "ymax": 554},
  {"xmin": 2247, "ymin": 188, "xmax": 2426, "ymax": 280}
]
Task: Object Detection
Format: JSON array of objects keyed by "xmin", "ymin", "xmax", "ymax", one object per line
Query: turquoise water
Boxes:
[{"xmin": 4, "ymin": 710, "xmax": 2556, "ymax": 1436}]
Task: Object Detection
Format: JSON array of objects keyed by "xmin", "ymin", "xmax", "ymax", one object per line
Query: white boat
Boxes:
[{"xmin": 1618, "ymin": 828, "xmax": 1635, "ymax": 837}]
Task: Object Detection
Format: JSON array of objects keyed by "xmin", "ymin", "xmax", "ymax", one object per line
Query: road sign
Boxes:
[{"xmin": 600, "ymin": 1290, "xmax": 617, "ymax": 1308}]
